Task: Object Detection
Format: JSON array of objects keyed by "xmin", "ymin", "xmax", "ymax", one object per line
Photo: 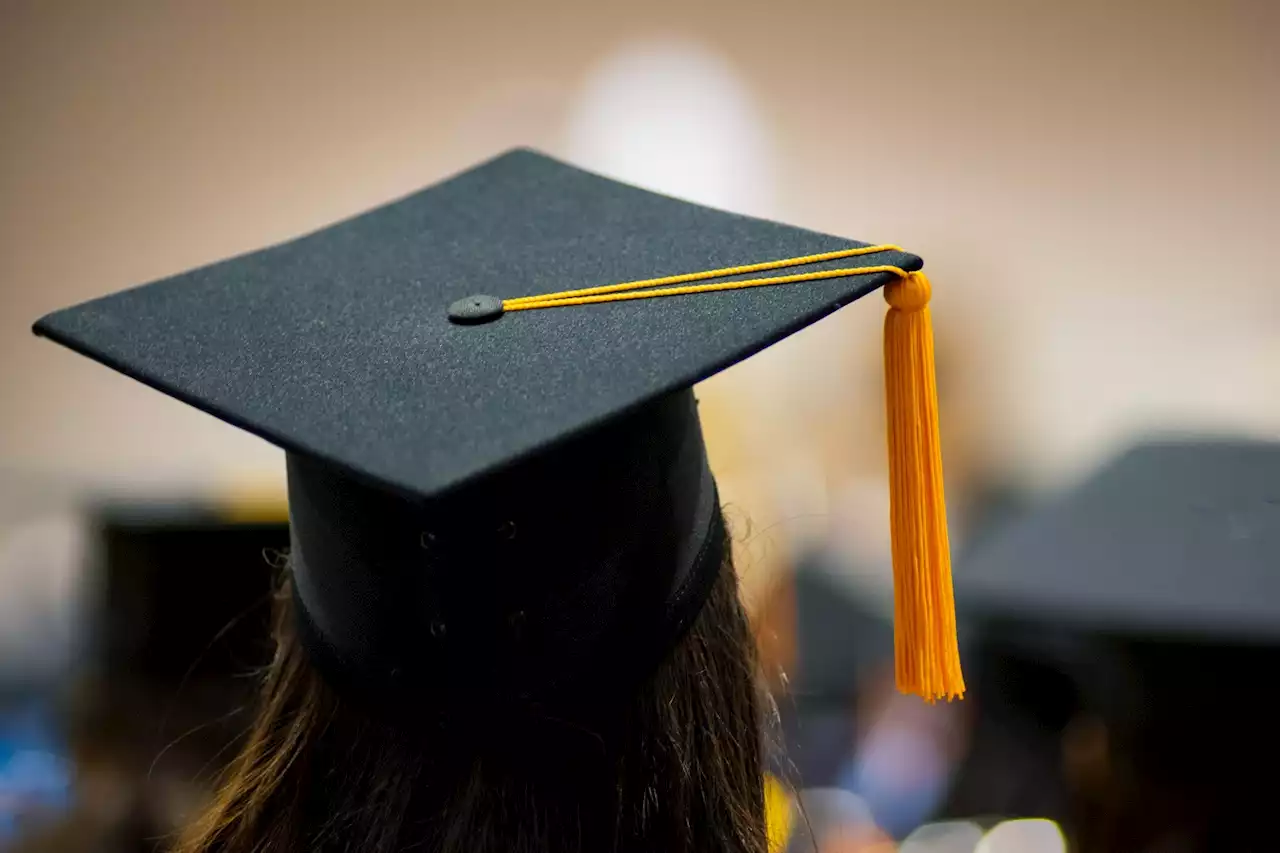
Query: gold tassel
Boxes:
[{"xmin": 883, "ymin": 271, "xmax": 964, "ymax": 701}]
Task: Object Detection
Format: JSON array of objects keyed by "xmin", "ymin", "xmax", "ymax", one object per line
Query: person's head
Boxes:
[
  {"xmin": 177, "ymin": 392, "xmax": 769, "ymax": 853},
  {"xmin": 177, "ymin": 544, "xmax": 763, "ymax": 853}
]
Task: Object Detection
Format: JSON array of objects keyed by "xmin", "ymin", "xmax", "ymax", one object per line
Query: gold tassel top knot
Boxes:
[{"xmin": 884, "ymin": 271, "xmax": 932, "ymax": 312}]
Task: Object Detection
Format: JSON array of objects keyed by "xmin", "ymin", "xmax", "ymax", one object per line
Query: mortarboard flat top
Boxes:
[
  {"xmin": 957, "ymin": 439, "xmax": 1280, "ymax": 643},
  {"xmin": 33, "ymin": 148, "xmax": 921, "ymax": 502}
]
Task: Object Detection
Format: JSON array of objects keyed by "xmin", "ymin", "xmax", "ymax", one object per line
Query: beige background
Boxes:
[{"xmin": 2, "ymin": 1, "xmax": 1277, "ymax": 578}]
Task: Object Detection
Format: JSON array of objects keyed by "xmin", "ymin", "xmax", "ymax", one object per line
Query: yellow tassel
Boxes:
[{"xmin": 883, "ymin": 272, "xmax": 964, "ymax": 702}]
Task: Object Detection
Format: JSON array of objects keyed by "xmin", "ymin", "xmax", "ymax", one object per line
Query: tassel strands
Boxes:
[{"xmin": 883, "ymin": 272, "xmax": 964, "ymax": 701}]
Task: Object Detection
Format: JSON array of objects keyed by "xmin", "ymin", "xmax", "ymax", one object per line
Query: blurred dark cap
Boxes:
[{"xmin": 958, "ymin": 438, "xmax": 1280, "ymax": 642}]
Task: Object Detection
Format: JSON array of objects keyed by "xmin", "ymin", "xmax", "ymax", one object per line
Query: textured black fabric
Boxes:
[
  {"xmin": 957, "ymin": 439, "xmax": 1280, "ymax": 641},
  {"xmin": 33, "ymin": 148, "xmax": 921, "ymax": 503}
]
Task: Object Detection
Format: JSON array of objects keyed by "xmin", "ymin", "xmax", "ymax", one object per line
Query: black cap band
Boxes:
[{"xmin": 287, "ymin": 390, "xmax": 723, "ymax": 707}]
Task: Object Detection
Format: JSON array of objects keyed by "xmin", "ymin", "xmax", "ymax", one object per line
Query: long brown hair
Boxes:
[{"xmin": 176, "ymin": 531, "xmax": 767, "ymax": 853}]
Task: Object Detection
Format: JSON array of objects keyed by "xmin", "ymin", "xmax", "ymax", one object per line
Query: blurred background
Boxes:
[{"xmin": 1, "ymin": 1, "xmax": 1277, "ymax": 850}]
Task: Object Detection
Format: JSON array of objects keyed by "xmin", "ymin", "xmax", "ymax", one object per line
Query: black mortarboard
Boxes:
[
  {"xmin": 958, "ymin": 439, "xmax": 1280, "ymax": 641},
  {"xmin": 34, "ymin": 149, "xmax": 962, "ymax": 703}
]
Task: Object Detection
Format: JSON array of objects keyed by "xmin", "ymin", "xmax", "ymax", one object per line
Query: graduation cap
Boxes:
[
  {"xmin": 33, "ymin": 149, "xmax": 962, "ymax": 703},
  {"xmin": 958, "ymin": 439, "xmax": 1280, "ymax": 641},
  {"xmin": 952, "ymin": 441, "xmax": 1280, "ymax": 841}
]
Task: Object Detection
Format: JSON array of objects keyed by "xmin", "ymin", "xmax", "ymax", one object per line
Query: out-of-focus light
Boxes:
[
  {"xmin": 976, "ymin": 819, "xmax": 1066, "ymax": 853},
  {"xmin": 0, "ymin": 514, "xmax": 86, "ymax": 684},
  {"xmin": 563, "ymin": 36, "xmax": 775, "ymax": 217},
  {"xmin": 901, "ymin": 821, "xmax": 984, "ymax": 853},
  {"xmin": 796, "ymin": 786, "xmax": 875, "ymax": 828},
  {"xmin": 793, "ymin": 788, "xmax": 893, "ymax": 852}
]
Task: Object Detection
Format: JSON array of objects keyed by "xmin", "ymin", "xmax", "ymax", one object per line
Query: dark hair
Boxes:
[{"xmin": 176, "ymin": 528, "xmax": 766, "ymax": 853}]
